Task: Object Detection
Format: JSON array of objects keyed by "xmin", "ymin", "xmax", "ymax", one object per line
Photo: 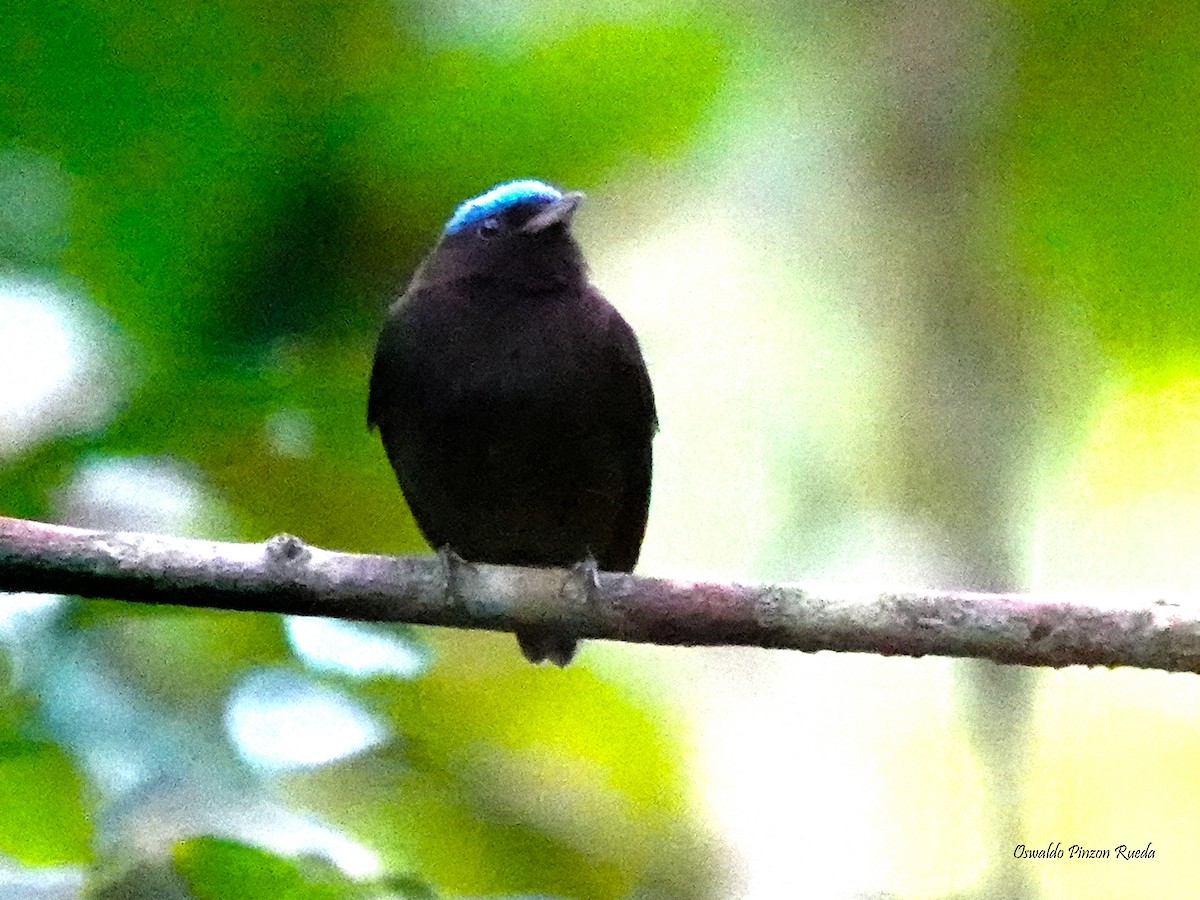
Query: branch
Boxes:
[{"xmin": 1, "ymin": 516, "xmax": 1198, "ymax": 672}]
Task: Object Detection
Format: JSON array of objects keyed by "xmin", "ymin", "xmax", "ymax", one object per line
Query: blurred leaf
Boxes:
[
  {"xmin": 170, "ymin": 837, "xmax": 438, "ymax": 900},
  {"xmin": 173, "ymin": 837, "xmax": 355, "ymax": 900},
  {"xmin": 0, "ymin": 736, "xmax": 93, "ymax": 864}
]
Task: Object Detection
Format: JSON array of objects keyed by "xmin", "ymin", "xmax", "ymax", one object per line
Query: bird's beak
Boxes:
[{"xmin": 521, "ymin": 191, "xmax": 584, "ymax": 234}]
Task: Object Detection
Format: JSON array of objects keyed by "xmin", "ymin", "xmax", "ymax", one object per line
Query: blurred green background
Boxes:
[{"xmin": 3, "ymin": 0, "xmax": 1200, "ymax": 897}]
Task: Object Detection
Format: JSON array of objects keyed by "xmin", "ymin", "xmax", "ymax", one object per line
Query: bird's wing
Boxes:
[
  {"xmin": 606, "ymin": 306, "xmax": 659, "ymax": 434},
  {"xmin": 366, "ymin": 290, "xmax": 451, "ymax": 550},
  {"xmin": 598, "ymin": 298, "xmax": 658, "ymax": 572},
  {"xmin": 367, "ymin": 295, "xmax": 413, "ymax": 431}
]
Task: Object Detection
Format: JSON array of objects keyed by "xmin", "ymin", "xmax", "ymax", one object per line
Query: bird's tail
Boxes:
[{"xmin": 516, "ymin": 628, "xmax": 577, "ymax": 667}]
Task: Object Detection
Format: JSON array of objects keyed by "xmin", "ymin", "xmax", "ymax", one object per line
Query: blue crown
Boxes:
[{"xmin": 444, "ymin": 180, "xmax": 562, "ymax": 234}]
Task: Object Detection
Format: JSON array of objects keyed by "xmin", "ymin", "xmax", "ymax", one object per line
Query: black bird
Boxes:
[{"xmin": 368, "ymin": 180, "xmax": 657, "ymax": 665}]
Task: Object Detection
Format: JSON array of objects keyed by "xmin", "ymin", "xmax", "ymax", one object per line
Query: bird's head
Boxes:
[{"xmin": 420, "ymin": 180, "xmax": 587, "ymax": 291}]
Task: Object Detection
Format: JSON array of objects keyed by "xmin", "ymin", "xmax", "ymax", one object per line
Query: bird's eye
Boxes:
[{"xmin": 478, "ymin": 217, "xmax": 501, "ymax": 239}]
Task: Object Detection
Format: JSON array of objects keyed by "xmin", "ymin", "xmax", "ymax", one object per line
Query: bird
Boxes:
[{"xmin": 368, "ymin": 180, "xmax": 657, "ymax": 665}]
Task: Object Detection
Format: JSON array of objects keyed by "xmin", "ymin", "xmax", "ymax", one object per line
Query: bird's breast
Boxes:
[{"xmin": 414, "ymin": 292, "xmax": 602, "ymax": 408}]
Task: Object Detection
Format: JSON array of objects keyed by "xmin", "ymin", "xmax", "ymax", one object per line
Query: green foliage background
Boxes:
[{"xmin": 4, "ymin": 0, "xmax": 1200, "ymax": 897}]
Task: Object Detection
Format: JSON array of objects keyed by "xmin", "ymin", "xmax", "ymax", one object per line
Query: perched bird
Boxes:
[{"xmin": 368, "ymin": 180, "xmax": 657, "ymax": 665}]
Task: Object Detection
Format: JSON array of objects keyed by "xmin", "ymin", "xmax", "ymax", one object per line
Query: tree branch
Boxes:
[{"xmin": 1, "ymin": 515, "xmax": 1198, "ymax": 672}]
